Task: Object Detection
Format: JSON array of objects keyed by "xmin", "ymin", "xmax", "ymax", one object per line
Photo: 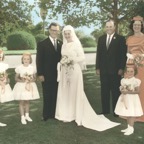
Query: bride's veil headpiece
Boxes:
[
  {"xmin": 62, "ymin": 25, "xmax": 87, "ymax": 70},
  {"xmin": 62, "ymin": 25, "xmax": 81, "ymax": 45}
]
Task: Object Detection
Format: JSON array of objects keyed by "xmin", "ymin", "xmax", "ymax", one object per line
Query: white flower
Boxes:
[
  {"xmin": 133, "ymin": 54, "xmax": 144, "ymax": 67},
  {"xmin": 60, "ymin": 55, "xmax": 74, "ymax": 67},
  {"xmin": 22, "ymin": 73, "xmax": 33, "ymax": 81}
]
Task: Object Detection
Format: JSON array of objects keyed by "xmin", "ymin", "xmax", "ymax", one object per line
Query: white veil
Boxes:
[{"xmin": 62, "ymin": 25, "xmax": 87, "ymax": 70}]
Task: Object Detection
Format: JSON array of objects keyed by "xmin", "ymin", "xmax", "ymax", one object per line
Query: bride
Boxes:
[{"xmin": 55, "ymin": 25, "xmax": 120, "ymax": 131}]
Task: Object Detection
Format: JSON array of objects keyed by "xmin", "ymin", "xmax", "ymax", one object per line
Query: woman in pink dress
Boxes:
[{"xmin": 126, "ymin": 16, "xmax": 144, "ymax": 122}]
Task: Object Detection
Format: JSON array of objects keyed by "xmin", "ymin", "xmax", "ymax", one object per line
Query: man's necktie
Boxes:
[
  {"xmin": 54, "ymin": 39, "xmax": 57, "ymax": 51},
  {"xmin": 106, "ymin": 35, "xmax": 111, "ymax": 49}
]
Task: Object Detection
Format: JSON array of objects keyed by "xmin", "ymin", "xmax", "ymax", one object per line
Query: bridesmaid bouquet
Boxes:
[
  {"xmin": 0, "ymin": 72, "xmax": 6, "ymax": 81},
  {"xmin": 133, "ymin": 54, "xmax": 144, "ymax": 67},
  {"xmin": 0, "ymin": 71, "xmax": 7, "ymax": 94},
  {"xmin": 22, "ymin": 73, "xmax": 33, "ymax": 82},
  {"xmin": 22, "ymin": 73, "xmax": 33, "ymax": 92},
  {"xmin": 120, "ymin": 84, "xmax": 134, "ymax": 92},
  {"xmin": 120, "ymin": 84, "xmax": 135, "ymax": 109}
]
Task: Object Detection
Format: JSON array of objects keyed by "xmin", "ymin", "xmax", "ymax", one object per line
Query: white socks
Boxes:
[
  {"xmin": 25, "ymin": 113, "xmax": 33, "ymax": 122},
  {"xmin": 21, "ymin": 113, "xmax": 33, "ymax": 125},
  {"xmin": 21, "ymin": 115, "xmax": 27, "ymax": 125},
  {"xmin": 121, "ymin": 124, "xmax": 130, "ymax": 132},
  {"xmin": 121, "ymin": 125, "xmax": 134, "ymax": 135},
  {"xmin": 124, "ymin": 125, "xmax": 134, "ymax": 135}
]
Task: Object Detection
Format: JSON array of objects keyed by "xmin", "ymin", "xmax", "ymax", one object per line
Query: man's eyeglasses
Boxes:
[{"xmin": 50, "ymin": 29, "xmax": 59, "ymax": 32}]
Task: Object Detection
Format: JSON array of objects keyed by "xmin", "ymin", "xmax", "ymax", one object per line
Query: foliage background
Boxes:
[{"xmin": 0, "ymin": 0, "xmax": 144, "ymax": 47}]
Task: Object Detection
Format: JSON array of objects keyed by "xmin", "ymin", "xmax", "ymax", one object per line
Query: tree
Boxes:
[
  {"xmin": 37, "ymin": 0, "xmax": 144, "ymax": 32},
  {"xmin": 91, "ymin": 28, "xmax": 105, "ymax": 43}
]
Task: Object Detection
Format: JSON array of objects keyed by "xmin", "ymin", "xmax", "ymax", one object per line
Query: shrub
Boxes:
[
  {"xmin": 35, "ymin": 34, "xmax": 47, "ymax": 43},
  {"xmin": 80, "ymin": 36, "xmax": 96, "ymax": 47},
  {"xmin": 7, "ymin": 31, "xmax": 36, "ymax": 50}
]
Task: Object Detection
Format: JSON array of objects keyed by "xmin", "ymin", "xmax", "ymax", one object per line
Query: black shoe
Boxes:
[
  {"xmin": 99, "ymin": 112, "xmax": 109, "ymax": 115},
  {"xmin": 113, "ymin": 114, "xmax": 119, "ymax": 117},
  {"xmin": 41, "ymin": 117, "xmax": 48, "ymax": 121}
]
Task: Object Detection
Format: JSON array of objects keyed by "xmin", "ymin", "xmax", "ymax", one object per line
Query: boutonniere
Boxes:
[{"xmin": 113, "ymin": 37, "xmax": 116, "ymax": 39}]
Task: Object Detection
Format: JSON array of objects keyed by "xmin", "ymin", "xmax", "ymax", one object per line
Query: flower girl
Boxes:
[
  {"xmin": 13, "ymin": 52, "xmax": 40, "ymax": 125},
  {"xmin": 115, "ymin": 64, "xmax": 143, "ymax": 135},
  {"xmin": 0, "ymin": 49, "xmax": 14, "ymax": 126}
]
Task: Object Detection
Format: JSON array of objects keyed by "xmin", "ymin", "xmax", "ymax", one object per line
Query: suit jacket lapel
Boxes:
[{"xmin": 103, "ymin": 35, "xmax": 107, "ymax": 50}]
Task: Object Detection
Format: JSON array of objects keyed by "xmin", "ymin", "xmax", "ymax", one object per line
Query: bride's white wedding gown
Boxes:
[{"xmin": 55, "ymin": 42, "xmax": 120, "ymax": 131}]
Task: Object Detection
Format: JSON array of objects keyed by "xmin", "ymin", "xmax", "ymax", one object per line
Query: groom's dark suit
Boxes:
[
  {"xmin": 36, "ymin": 37, "xmax": 62, "ymax": 120},
  {"xmin": 96, "ymin": 33, "xmax": 127, "ymax": 114}
]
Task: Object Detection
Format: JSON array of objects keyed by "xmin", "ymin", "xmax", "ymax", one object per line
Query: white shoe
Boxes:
[
  {"xmin": 0, "ymin": 122, "xmax": 7, "ymax": 127},
  {"xmin": 21, "ymin": 116, "xmax": 27, "ymax": 125},
  {"xmin": 25, "ymin": 116, "xmax": 33, "ymax": 122},
  {"xmin": 121, "ymin": 124, "xmax": 130, "ymax": 133},
  {"xmin": 124, "ymin": 126, "xmax": 134, "ymax": 136},
  {"xmin": 121, "ymin": 128, "xmax": 128, "ymax": 133}
]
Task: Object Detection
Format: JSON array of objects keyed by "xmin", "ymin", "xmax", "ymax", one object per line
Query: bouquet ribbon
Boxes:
[
  {"xmin": 0, "ymin": 85, "xmax": 5, "ymax": 94},
  {"xmin": 57, "ymin": 62, "xmax": 61, "ymax": 82},
  {"xmin": 0, "ymin": 79, "xmax": 6, "ymax": 94},
  {"xmin": 126, "ymin": 53, "xmax": 134, "ymax": 63},
  {"xmin": 25, "ymin": 82, "xmax": 33, "ymax": 97}
]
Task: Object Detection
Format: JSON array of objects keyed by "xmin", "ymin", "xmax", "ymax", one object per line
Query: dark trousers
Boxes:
[
  {"xmin": 42, "ymin": 80, "xmax": 58, "ymax": 119},
  {"xmin": 100, "ymin": 73, "xmax": 121, "ymax": 114}
]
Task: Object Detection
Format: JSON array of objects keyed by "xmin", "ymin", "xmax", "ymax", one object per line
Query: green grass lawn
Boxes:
[{"xmin": 0, "ymin": 65, "xmax": 143, "ymax": 144}]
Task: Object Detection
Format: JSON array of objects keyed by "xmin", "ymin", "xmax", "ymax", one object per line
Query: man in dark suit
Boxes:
[
  {"xmin": 96, "ymin": 20, "xmax": 127, "ymax": 116},
  {"xmin": 36, "ymin": 22, "xmax": 62, "ymax": 121}
]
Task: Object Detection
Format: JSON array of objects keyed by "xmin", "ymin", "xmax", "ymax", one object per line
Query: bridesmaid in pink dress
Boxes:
[{"xmin": 126, "ymin": 16, "xmax": 144, "ymax": 122}]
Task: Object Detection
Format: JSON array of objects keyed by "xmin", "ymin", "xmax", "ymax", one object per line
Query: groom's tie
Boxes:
[{"xmin": 53, "ymin": 39, "xmax": 57, "ymax": 51}]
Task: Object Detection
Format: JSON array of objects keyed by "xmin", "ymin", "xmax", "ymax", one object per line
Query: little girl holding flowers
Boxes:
[
  {"xmin": 13, "ymin": 52, "xmax": 40, "ymax": 125},
  {"xmin": 0, "ymin": 49, "xmax": 14, "ymax": 126},
  {"xmin": 115, "ymin": 64, "xmax": 143, "ymax": 135}
]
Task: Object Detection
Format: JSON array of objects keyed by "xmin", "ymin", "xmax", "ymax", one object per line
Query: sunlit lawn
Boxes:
[{"xmin": 0, "ymin": 65, "xmax": 143, "ymax": 144}]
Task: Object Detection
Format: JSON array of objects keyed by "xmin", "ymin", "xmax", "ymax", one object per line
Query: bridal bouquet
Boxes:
[
  {"xmin": 60, "ymin": 55, "xmax": 74, "ymax": 68},
  {"xmin": 133, "ymin": 54, "xmax": 144, "ymax": 67},
  {"xmin": 60, "ymin": 55, "xmax": 74, "ymax": 85}
]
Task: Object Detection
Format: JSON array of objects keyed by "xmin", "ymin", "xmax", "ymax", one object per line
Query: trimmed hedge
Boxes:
[
  {"xmin": 7, "ymin": 31, "xmax": 36, "ymax": 50},
  {"xmin": 35, "ymin": 34, "xmax": 47, "ymax": 43},
  {"xmin": 80, "ymin": 37, "xmax": 96, "ymax": 47}
]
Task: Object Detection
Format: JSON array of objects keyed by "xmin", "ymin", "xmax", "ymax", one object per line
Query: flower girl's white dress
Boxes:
[
  {"xmin": 115, "ymin": 77, "xmax": 143, "ymax": 117},
  {"xmin": 13, "ymin": 65, "xmax": 40, "ymax": 100},
  {"xmin": 0, "ymin": 62, "xmax": 14, "ymax": 103},
  {"xmin": 55, "ymin": 42, "xmax": 120, "ymax": 131}
]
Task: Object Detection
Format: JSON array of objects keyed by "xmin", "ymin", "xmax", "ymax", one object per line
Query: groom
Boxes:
[{"xmin": 36, "ymin": 22, "xmax": 62, "ymax": 121}]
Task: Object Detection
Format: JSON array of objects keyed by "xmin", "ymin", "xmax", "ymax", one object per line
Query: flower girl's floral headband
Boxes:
[
  {"xmin": 22, "ymin": 52, "xmax": 32, "ymax": 64},
  {"xmin": 132, "ymin": 16, "xmax": 143, "ymax": 22}
]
